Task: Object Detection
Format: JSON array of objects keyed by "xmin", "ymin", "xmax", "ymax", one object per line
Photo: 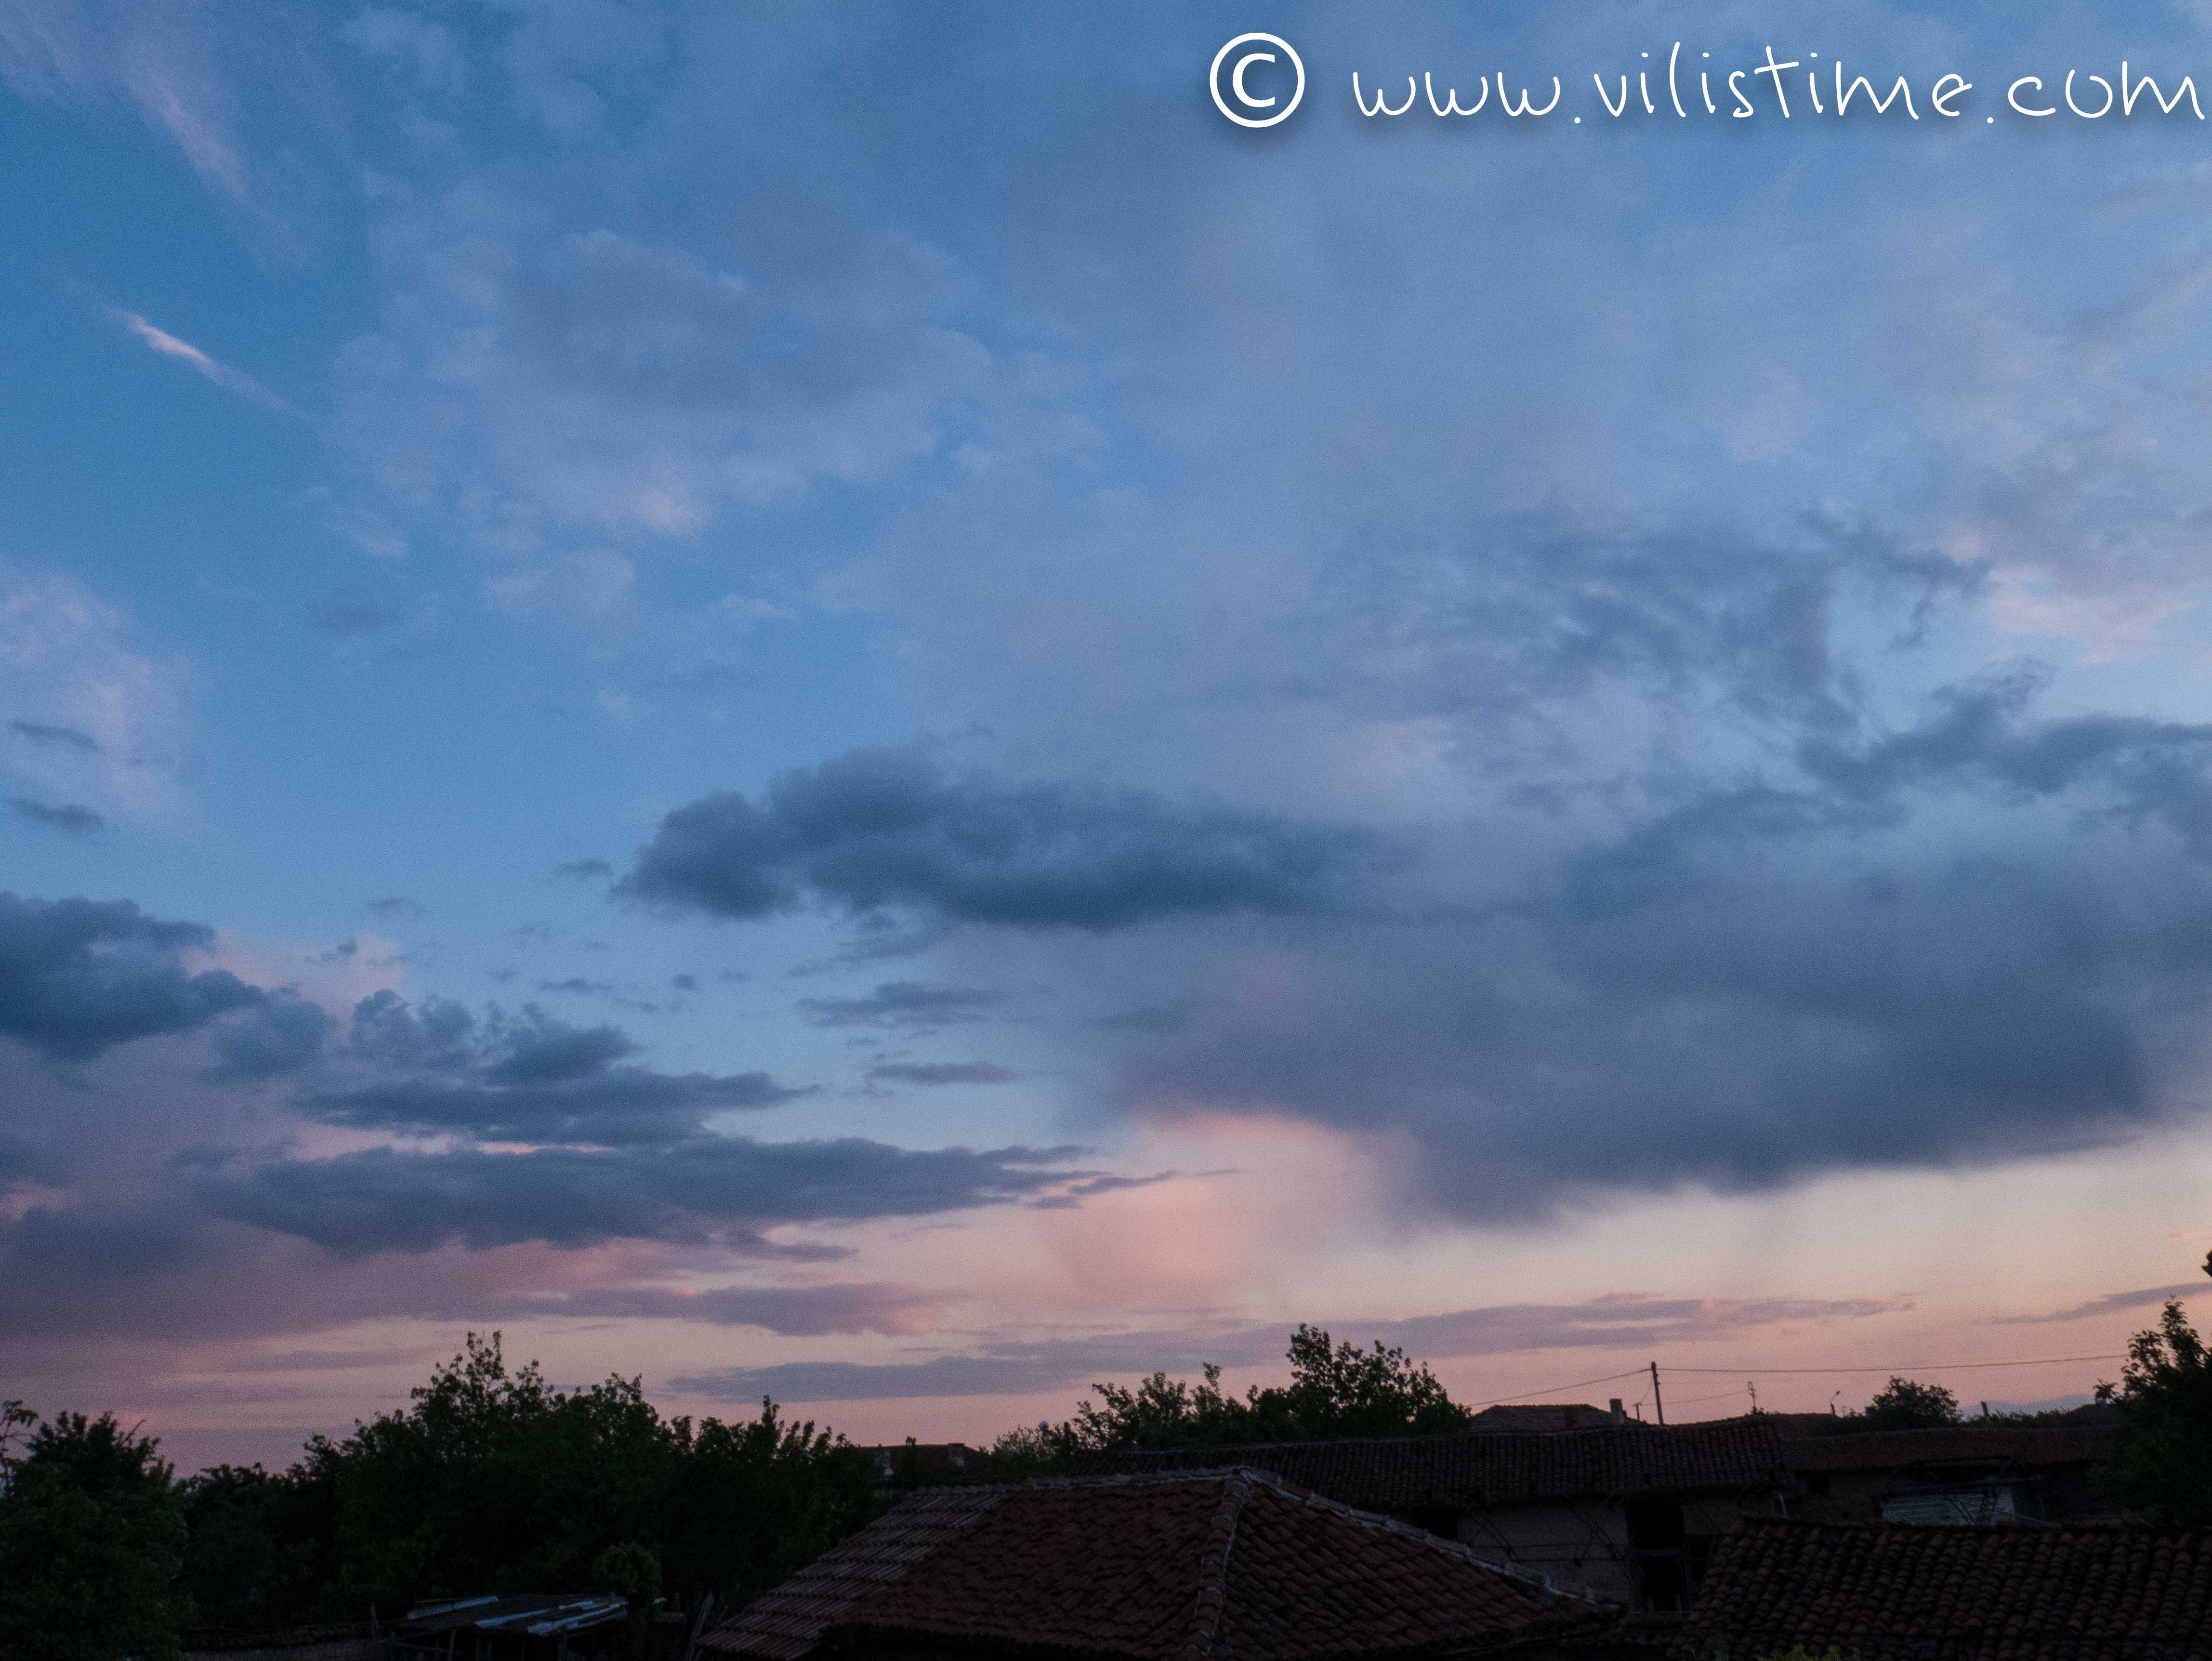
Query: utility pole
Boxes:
[{"xmin": 1650, "ymin": 1360, "xmax": 1666, "ymax": 1426}]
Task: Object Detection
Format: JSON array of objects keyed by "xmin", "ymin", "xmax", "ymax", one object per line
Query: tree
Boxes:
[
  {"xmin": 999, "ymin": 1324, "xmax": 1474, "ymax": 1463},
  {"xmin": 1861, "ymin": 1377, "xmax": 1961, "ymax": 1430},
  {"xmin": 659, "ymin": 1399, "xmax": 878, "ymax": 1614},
  {"xmin": 177, "ymin": 1453, "xmax": 340, "ymax": 1629},
  {"xmin": 324, "ymin": 1332, "xmax": 680, "ymax": 1613},
  {"xmin": 0, "ymin": 1408, "xmax": 189, "ymax": 1661},
  {"xmin": 2101, "ymin": 1299, "xmax": 2212, "ymax": 1524}
]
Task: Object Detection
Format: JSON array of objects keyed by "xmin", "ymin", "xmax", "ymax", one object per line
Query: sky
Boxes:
[{"xmin": 6, "ymin": 0, "xmax": 2212, "ymax": 1471}]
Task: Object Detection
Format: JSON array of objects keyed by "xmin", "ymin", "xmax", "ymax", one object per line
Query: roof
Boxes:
[
  {"xmin": 1671, "ymin": 1519, "xmax": 2212, "ymax": 1661},
  {"xmin": 1084, "ymin": 1420, "xmax": 1794, "ymax": 1509},
  {"xmin": 700, "ymin": 1470, "xmax": 1619, "ymax": 1661},
  {"xmin": 1464, "ymin": 1404, "xmax": 1618, "ymax": 1433},
  {"xmin": 701, "ymin": 1486, "xmax": 1009, "ymax": 1661},
  {"xmin": 1782, "ymin": 1423, "xmax": 2120, "ymax": 1474},
  {"xmin": 399, "ymin": 1594, "xmax": 630, "ymax": 1637}
]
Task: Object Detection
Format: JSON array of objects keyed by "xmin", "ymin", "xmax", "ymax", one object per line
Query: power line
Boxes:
[
  {"xmin": 1465, "ymin": 1368, "xmax": 1647, "ymax": 1409},
  {"xmin": 1661, "ymin": 1353, "xmax": 2121, "ymax": 1376},
  {"xmin": 1460, "ymin": 1352, "xmax": 2120, "ymax": 1416}
]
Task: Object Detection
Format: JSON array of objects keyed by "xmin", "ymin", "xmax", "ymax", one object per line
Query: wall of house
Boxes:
[
  {"xmin": 1437, "ymin": 1488, "xmax": 1787, "ymax": 1611},
  {"xmin": 1449, "ymin": 1501, "xmax": 1637, "ymax": 1605}
]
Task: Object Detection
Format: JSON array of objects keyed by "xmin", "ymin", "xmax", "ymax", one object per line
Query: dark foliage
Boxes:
[
  {"xmin": 990, "ymin": 1324, "xmax": 1473, "ymax": 1469},
  {"xmin": 179, "ymin": 1451, "xmax": 341, "ymax": 1628},
  {"xmin": 2101, "ymin": 1298, "xmax": 2212, "ymax": 1524},
  {"xmin": 10, "ymin": 1334, "xmax": 883, "ymax": 1641},
  {"xmin": 1858, "ymin": 1377, "xmax": 1962, "ymax": 1430},
  {"xmin": 0, "ymin": 1403, "xmax": 188, "ymax": 1661}
]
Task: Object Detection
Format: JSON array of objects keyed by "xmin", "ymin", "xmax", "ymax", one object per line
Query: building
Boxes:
[
  {"xmin": 1087, "ymin": 1414, "xmax": 2122, "ymax": 1613},
  {"xmin": 1670, "ymin": 1517, "xmax": 2212, "ymax": 1661},
  {"xmin": 696, "ymin": 1469, "xmax": 1628, "ymax": 1661},
  {"xmin": 851, "ymin": 1441, "xmax": 980, "ymax": 1485},
  {"xmin": 1785, "ymin": 1422, "xmax": 2121, "ymax": 1527},
  {"xmin": 1089, "ymin": 1419, "xmax": 1796, "ymax": 1612}
]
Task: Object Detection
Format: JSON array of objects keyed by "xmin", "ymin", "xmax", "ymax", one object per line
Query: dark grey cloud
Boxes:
[
  {"xmin": 304, "ymin": 992, "xmax": 808, "ymax": 1146},
  {"xmin": 865, "ymin": 1061, "xmax": 1017, "ymax": 1087},
  {"xmin": 1114, "ymin": 655, "xmax": 2212, "ymax": 1222},
  {"xmin": 799, "ymin": 980, "xmax": 1001, "ymax": 1029},
  {"xmin": 671, "ymin": 1294, "xmax": 1899, "ymax": 1402},
  {"xmin": 617, "ymin": 746, "xmax": 1401, "ymax": 932},
  {"xmin": 7, "ymin": 720, "xmax": 100, "ymax": 753},
  {"xmin": 0, "ymin": 893, "xmax": 263, "ymax": 1062},
  {"xmin": 1989, "ymin": 1283, "xmax": 2206, "ymax": 1325},
  {"xmin": 203, "ymin": 993, "xmax": 334, "ymax": 1084},
  {"xmin": 10, "ymin": 799, "xmax": 104, "ymax": 836},
  {"xmin": 196, "ymin": 1134, "xmax": 1086, "ymax": 1257},
  {"xmin": 366, "ymin": 895, "xmax": 425, "ymax": 919},
  {"xmin": 311, "ymin": 599, "xmax": 401, "ymax": 636},
  {"xmin": 517, "ymin": 1281, "xmax": 941, "ymax": 1336}
]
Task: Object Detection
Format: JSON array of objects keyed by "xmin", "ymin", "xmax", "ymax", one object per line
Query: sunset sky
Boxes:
[{"xmin": 7, "ymin": 0, "xmax": 2212, "ymax": 1472}]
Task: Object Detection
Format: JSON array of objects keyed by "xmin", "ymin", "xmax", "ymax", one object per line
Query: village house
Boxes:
[
  {"xmin": 1093, "ymin": 1409, "xmax": 2122, "ymax": 1613},
  {"xmin": 694, "ymin": 1469, "xmax": 1628, "ymax": 1661}
]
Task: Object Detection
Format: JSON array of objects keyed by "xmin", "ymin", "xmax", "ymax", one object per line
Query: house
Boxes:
[
  {"xmin": 1466, "ymin": 1404, "xmax": 1629, "ymax": 1434},
  {"xmin": 1088, "ymin": 1412, "xmax": 2128, "ymax": 1613},
  {"xmin": 1669, "ymin": 1517, "xmax": 2212, "ymax": 1661},
  {"xmin": 1783, "ymin": 1422, "xmax": 2121, "ymax": 1527},
  {"xmin": 1088, "ymin": 1419, "xmax": 1797, "ymax": 1613},
  {"xmin": 852, "ymin": 1441, "xmax": 980, "ymax": 1485},
  {"xmin": 695, "ymin": 1469, "xmax": 1628, "ymax": 1661}
]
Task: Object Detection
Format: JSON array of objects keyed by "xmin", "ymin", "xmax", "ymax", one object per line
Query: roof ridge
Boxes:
[
  {"xmin": 1179, "ymin": 1469, "xmax": 1256, "ymax": 1660},
  {"xmin": 1178, "ymin": 1464, "xmax": 1615, "ymax": 1612}
]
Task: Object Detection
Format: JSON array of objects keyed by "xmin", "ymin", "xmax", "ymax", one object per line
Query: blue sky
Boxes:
[{"xmin": 7, "ymin": 0, "xmax": 2212, "ymax": 1465}]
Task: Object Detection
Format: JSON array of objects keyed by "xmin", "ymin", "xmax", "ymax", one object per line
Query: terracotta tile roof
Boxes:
[
  {"xmin": 699, "ymin": 1470, "xmax": 1619, "ymax": 1661},
  {"xmin": 1782, "ymin": 1423, "xmax": 2120, "ymax": 1473},
  {"xmin": 1672, "ymin": 1519, "xmax": 2212, "ymax": 1661},
  {"xmin": 698, "ymin": 1486, "xmax": 1008, "ymax": 1661},
  {"xmin": 1085, "ymin": 1420, "xmax": 1795, "ymax": 1509}
]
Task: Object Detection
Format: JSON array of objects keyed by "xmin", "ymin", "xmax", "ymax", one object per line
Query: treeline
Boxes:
[
  {"xmin": 0, "ymin": 1334, "xmax": 879, "ymax": 1661},
  {"xmin": 7, "ymin": 1307, "xmax": 2209, "ymax": 1660}
]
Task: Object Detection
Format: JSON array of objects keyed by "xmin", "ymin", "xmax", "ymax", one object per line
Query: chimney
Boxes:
[{"xmin": 1608, "ymin": 1398, "xmax": 1625, "ymax": 1424}]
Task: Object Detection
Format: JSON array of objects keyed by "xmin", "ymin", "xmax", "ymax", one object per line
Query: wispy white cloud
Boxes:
[
  {"xmin": 111, "ymin": 308, "xmax": 290, "ymax": 412},
  {"xmin": 0, "ymin": 559, "xmax": 189, "ymax": 818}
]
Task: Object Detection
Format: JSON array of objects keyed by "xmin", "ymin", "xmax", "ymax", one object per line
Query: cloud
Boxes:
[
  {"xmin": 554, "ymin": 858, "xmax": 613, "ymax": 882},
  {"xmin": 196, "ymin": 1134, "xmax": 1087, "ymax": 1257},
  {"xmin": 111, "ymin": 309, "xmax": 290, "ymax": 411},
  {"xmin": 202, "ymin": 992, "xmax": 332, "ymax": 1084},
  {"xmin": 798, "ymin": 981, "xmax": 1001, "ymax": 1030},
  {"xmin": 0, "ymin": 561, "xmax": 187, "ymax": 817},
  {"xmin": 301, "ymin": 993, "xmax": 810, "ymax": 1147},
  {"xmin": 0, "ymin": 892, "xmax": 262, "ymax": 1062},
  {"xmin": 671, "ymin": 1294, "xmax": 1901, "ymax": 1402},
  {"xmin": 619, "ymin": 746, "xmax": 1401, "ymax": 932},
  {"xmin": 865, "ymin": 1061, "xmax": 1017, "ymax": 1087},
  {"xmin": 339, "ymin": 5, "xmax": 467, "ymax": 97},
  {"xmin": 0, "ymin": 0, "xmax": 335, "ymax": 260},
  {"xmin": 517, "ymin": 1280, "xmax": 942, "ymax": 1337},
  {"xmin": 310, "ymin": 599, "xmax": 401, "ymax": 637},
  {"xmin": 7, "ymin": 721, "xmax": 98, "ymax": 753},
  {"xmin": 365, "ymin": 896, "xmax": 423, "ymax": 919},
  {"xmin": 10, "ymin": 798, "xmax": 104, "ymax": 837},
  {"xmin": 1104, "ymin": 632, "xmax": 2212, "ymax": 1221},
  {"xmin": 1989, "ymin": 1284, "xmax": 2208, "ymax": 1325}
]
